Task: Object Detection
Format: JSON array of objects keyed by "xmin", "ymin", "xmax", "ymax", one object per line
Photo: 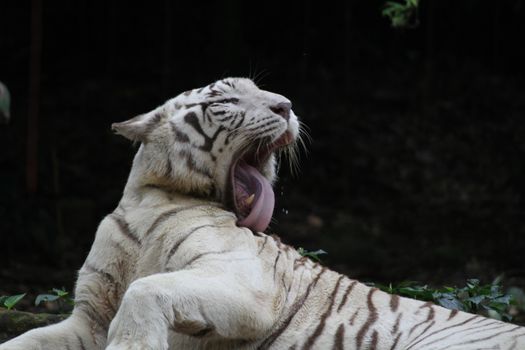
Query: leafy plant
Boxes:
[
  {"xmin": 371, "ymin": 279, "xmax": 516, "ymax": 321},
  {"xmin": 297, "ymin": 247, "xmax": 327, "ymax": 262},
  {"xmin": 0, "ymin": 293, "xmax": 26, "ymax": 310},
  {"xmin": 36, "ymin": 288, "xmax": 74, "ymax": 312},
  {"xmin": 382, "ymin": 0, "xmax": 419, "ymax": 28}
]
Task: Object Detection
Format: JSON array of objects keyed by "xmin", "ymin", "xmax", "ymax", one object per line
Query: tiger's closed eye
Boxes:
[{"xmin": 212, "ymin": 98, "xmax": 239, "ymax": 105}]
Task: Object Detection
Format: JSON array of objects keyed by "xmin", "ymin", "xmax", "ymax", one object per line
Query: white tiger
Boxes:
[{"xmin": 1, "ymin": 78, "xmax": 523, "ymax": 350}]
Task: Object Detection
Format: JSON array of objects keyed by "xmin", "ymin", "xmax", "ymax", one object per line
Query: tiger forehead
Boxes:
[{"xmin": 179, "ymin": 78, "xmax": 258, "ymax": 102}]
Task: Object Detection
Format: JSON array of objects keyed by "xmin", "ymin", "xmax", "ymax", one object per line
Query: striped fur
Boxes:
[{"xmin": 1, "ymin": 78, "xmax": 523, "ymax": 350}]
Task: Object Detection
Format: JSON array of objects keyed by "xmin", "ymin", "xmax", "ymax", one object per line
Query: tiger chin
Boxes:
[{"xmin": 1, "ymin": 78, "xmax": 523, "ymax": 350}]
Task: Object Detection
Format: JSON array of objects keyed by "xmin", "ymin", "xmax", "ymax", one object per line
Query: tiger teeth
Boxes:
[{"xmin": 245, "ymin": 194, "xmax": 255, "ymax": 206}]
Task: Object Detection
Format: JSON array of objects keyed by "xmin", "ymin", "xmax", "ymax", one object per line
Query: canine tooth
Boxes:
[{"xmin": 245, "ymin": 194, "xmax": 255, "ymax": 205}]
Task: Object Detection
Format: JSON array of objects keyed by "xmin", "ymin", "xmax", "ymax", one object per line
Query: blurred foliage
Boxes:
[
  {"xmin": 1, "ymin": 1, "xmax": 524, "ymax": 305},
  {"xmin": 1, "ymin": 288, "xmax": 73, "ymax": 314},
  {"xmin": 382, "ymin": 0, "xmax": 419, "ymax": 28},
  {"xmin": 0, "ymin": 82, "xmax": 10, "ymax": 123},
  {"xmin": 371, "ymin": 279, "xmax": 519, "ymax": 322},
  {"xmin": 35, "ymin": 288, "xmax": 74, "ymax": 314}
]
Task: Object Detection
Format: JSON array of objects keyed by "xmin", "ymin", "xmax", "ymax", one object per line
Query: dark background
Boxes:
[{"xmin": 1, "ymin": 0, "xmax": 524, "ymax": 307}]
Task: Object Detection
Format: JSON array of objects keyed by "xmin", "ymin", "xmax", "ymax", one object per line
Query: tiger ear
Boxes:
[{"xmin": 111, "ymin": 112, "xmax": 163, "ymax": 142}]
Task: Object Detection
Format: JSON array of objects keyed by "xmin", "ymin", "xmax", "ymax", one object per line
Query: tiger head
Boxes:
[{"xmin": 112, "ymin": 78, "xmax": 301, "ymax": 232}]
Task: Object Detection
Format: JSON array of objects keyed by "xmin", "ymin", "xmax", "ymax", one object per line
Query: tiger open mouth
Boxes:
[{"xmin": 230, "ymin": 131, "xmax": 294, "ymax": 232}]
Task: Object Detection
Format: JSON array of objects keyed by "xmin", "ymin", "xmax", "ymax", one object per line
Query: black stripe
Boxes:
[
  {"xmin": 138, "ymin": 113, "xmax": 163, "ymax": 142},
  {"xmin": 231, "ymin": 112, "xmax": 246, "ymax": 130},
  {"xmin": 448, "ymin": 322, "xmax": 512, "ymax": 341},
  {"xmin": 83, "ymin": 263, "xmax": 117, "ymax": 285},
  {"xmin": 409, "ymin": 320, "xmax": 436, "ymax": 346},
  {"xmin": 405, "ymin": 314, "xmax": 479, "ymax": 349},
  {"xmin": 447, "ymin": 309, "xmax": 459, "ymax": 320},
  {"xmin": 391, "ymin": 313, "xmax": 402, "ymax": 335},
  {"xmin": 76, "ymin": 333, "xmax": 87, "ymax": 350},
  {"xmin": 178, "ymin": 149, "xmax": 213, "ymax": 179},
  {"xmin": 356, "ymin": 288, "xmax": 378, "ymax": 350},
  {"xmin": 83, "ymin": 283, "xmax": 117, "ymax": 315},
  {"xmin": 206, "ymin": 90, "xmax": 223, "ymax": 98},
  {"xmin": 390, "ymin": 332, "xmax": 402, "ymax": 350},
  {"xmin": 280, "ymin": 274, "xmax": 290, "ymax": 296},
  {"xmin": 145, "ymin": 205, "xmax": 213, "ymax": 237},
  {"xmin": 249, "ymin": 118, "xmax": 279, "ymax": 130},
  {"xmin": 245, "ymin": 115, "xmax": 276, "ymax": 127},
  {"xmin": 337, "ymin": 280, "xmax": 357, "ymax": 312},
  {"xmin": 183, "ymin": 249, "xmax": 231, "ymax": 267},
  {"xmin": 257, "ymin": 268, "xmax": 326, "ymax": 349},
  {"xmin": 165, "ymin": 155, "xmax": 173, "ymax": 178},
  {"xmin": 217, "ymin": 115, "xmax": 234, "ymax": 122},
  {"xmin": 390, "ymin": 294, "xmax": 400, "ymax": 312},
  {"xmin": 349, "ymin": 308, "xmax": 360, "ymax": 325},
  {"xmin": 258, "ymin": 236, "xmax": 269, "ymax": 254},
  {"xmin": 439, "ymin": 325, "xmax": 522, "ymax": 348},
  {"xmin": 170, "ymin": 122, "xmax": 190, "ymax": 143},
  {"xmin": 259, "ymin": 124, "xmax": 281, "ymax": 137},
  {"xmin": 332, "ymin": 323, "xmax": 345, "ymax": 350},
  {"xmin": 222, "ymin": 80, "xmax": 234, "ymax": 88},
  {"xmin": 293, "ymin": 256, "xmax": 308, "ymax": 270},
  {"xmin": 213, "ymin": 98, "xmax": 239, "ymax": 104},
  {"xmin": 302, "ymin": 275, "xmax": 344, "ymax": 349},
  {"xmin": 273, "ymin": 251, "xmax": 282, "ymax": 280},
  {"xmin": 166, "ymin": 224, "xmax": 220, "ymax": 264},
  {"xmin": 75, "ymin": 300, "xmax": 111, "ymax": 330},
  {"xmin": 184, "ymin": 112, "xmax": 225, "ymax": 152},
  {"xmin": 109, "ymin": 213, "xmax": 140, "ymax": 246},
  {"xmin": 370, "ymin": 330, "xmax": 379, "ymax": 350},
  {"xmin": 407, "ymin": 302, "xmax": 435, "ymax": 337},
  {"xmin": 251, "ymin": 229, "xmax": 264, "ymax": 237}
]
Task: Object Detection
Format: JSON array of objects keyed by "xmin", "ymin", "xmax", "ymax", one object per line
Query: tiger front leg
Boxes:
[{"xmin": 106, "ymin": 270, "xmax": 278, "ymax": 350}]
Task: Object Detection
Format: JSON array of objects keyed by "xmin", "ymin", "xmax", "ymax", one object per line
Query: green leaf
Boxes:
[
  {"xmin": 493, "ymin": 295, "xmax": 512, "ymax": 305},
  {"xmin": 486, "ymin": 309, "xmax": 502, "ymax": 321},
  {"xmin": 466, "ymin": 279, "xmax": 480, "ymax": 289},
  {"xmin": 436, "ymin": 296, "xmax": 464, "ymax": 311},
  {"xmin": 392, "ymin": 16, "xmax": 407, "ymax": 28},
  {"xmin": 491, "ymin": 275, "xmax": 504, "ymax": 286},
  {"xmin": 466, "ymin": 295, "xmax": 485, "ymax": 305},
  {"xmin": 3, "ymin": 294, "xmax": 26, "ymax": 310},
  {"xmin": 382, "ymin": 0, "xmax": 419, "ymax": 29},
  {"xmin": 309, "ymin": 249, "xmax": 327, "ymax": 256},
  {"xmin": 298, "ymin": 247, "xmax": 327, "ymax": 262},
  {"xmin": 35, "ymin": 294, "xmax": 61, "ymax": 306},
  {"xmin": 501, "ymin": 312, "xmax": 513, "ymax": 322},
  {"xmin": 52, "ymin": 288, "xmax": 69, "ymax": 297}
]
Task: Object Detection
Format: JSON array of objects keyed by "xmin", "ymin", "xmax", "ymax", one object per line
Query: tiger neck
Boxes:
[
  {"xmin": 121, "ymin": 144, "xmax": 220, "ymax": 207},
  {"xmin": 119, "ymin": 155, "xmax": 222, "ymax": 213}
]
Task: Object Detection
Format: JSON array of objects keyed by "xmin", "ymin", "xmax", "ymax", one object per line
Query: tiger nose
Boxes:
[{"xmin": 270, "ymin": 102, "xmax": 292, "ymax": 121}]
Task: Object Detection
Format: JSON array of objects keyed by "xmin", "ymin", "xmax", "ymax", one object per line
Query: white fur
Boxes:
[{"xmin": 1, "ymin": 78, "xmax": 523, "ymax": 350}]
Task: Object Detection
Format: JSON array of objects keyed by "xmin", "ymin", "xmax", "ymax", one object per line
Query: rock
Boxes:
[{"xmin": 0, "ymin": 309, "xmax": 67, "ymax": 343}]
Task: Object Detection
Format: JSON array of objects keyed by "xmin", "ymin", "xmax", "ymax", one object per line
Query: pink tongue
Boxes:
[{"xmin": 236, "ymin": 163, "xmax": 275, "ymax": 232}]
